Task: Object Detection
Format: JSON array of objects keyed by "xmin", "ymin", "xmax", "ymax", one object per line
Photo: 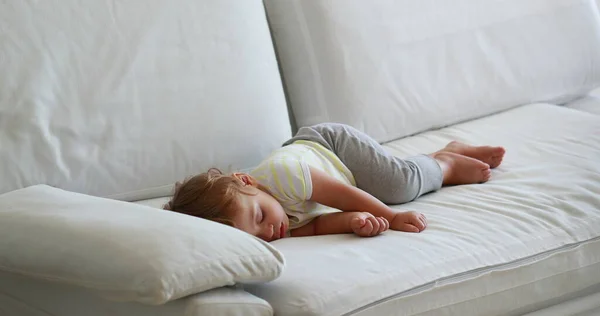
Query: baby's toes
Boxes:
[
  {"xmin": 494, "ymin": 146, "xmax": 506, "ymax": 156},
  {"xmin": 481, "ymin": 169, "xmax": 492, "ymax": 182},
  {"xmin": 491, "ymin": 156, "xmax": 504, "ymax": 168}
]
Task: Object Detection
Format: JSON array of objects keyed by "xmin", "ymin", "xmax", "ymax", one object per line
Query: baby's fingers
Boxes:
[
  {"xmin": 361, "ymin": 219, "xmax": 375, "ymax": 236},
  {"xmin": 412, "ymin": 218, "xmax": 425, "ymax": 231},
  {"xmin": 419, "ymin": 214, "xmax": 427, "ymax": 229},
  {"xmin": 398, "ymin": 223, "xmax": 420, "ymax": 233},
  {"xmin": 376, "ymin": 217, "xmax": 389, "ymax": 234},
  {"xmin": 366, "ymin": 217, "xmax": 382, "ymax": 236}
]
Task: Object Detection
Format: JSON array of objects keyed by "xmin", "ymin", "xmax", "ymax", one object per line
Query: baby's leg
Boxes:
[
  {"xmin": 430, "ymin": 151, "xmax": 491, "ymax": 185},
  {"xmin": 442, "ymin": 141, "xmax": 505, "ymax": 168},
  {"xmin": 283, "ymin": 123, "xmax": 444, "ymax": 204}
]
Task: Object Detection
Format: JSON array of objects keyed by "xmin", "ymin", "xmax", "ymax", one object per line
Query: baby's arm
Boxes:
[
  {"xmin": 290, "ymin": 211, "xmax": 389, "ymax": 237},
  {"xmin": 309, "ymin": 167, "xmax": 427, "ymax": 233}
]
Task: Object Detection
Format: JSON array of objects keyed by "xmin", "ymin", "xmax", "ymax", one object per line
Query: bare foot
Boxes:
[
  {"xmin": 442, "ymin": 141, "xmax": 505, "ymax": 168},
  {"xmin": 431, "ymin": 152, "xmax": 491, "ymax": 185}
]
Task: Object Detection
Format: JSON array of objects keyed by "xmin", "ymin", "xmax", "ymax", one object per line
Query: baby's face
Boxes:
[{"xmin": 232, "ymin": 188, "xmax": 289, "ymax": 242}]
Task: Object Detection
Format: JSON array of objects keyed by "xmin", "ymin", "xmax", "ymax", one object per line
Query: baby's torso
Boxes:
[{"xmin": 250, "ymin": 140, "xmax": 355, "ymax": 229}]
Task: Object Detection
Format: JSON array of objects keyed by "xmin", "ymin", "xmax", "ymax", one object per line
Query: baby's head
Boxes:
[{"xmin": 164, "ymin": 168, "xmax": 289, "ymax": 242}]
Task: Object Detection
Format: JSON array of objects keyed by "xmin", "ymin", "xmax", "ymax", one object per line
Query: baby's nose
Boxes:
[{"xmin": 263, "ymin": 224, "xmax": 274, "ymax": 241}]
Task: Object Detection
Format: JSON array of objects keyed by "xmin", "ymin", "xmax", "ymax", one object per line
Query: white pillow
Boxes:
[{"xmin": 0, "ymin": 185, "xmax": 285, "ymax": 305}]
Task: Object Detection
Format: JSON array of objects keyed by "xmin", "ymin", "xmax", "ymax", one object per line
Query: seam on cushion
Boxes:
[
  {"xmin": 406, "ymin": 260, "xmax": 600, "ymax": 316},
  {"xmin": 190, "ymin": 302, "xmax": 272, "ymax": 309}
]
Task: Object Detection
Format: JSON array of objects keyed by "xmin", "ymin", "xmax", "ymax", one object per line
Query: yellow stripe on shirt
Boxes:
[
  {"xmin": 281, "ymin": 156, "xmax": 299, "ymax": 199},
  {"xmin": 288, "ymin": 151, "xmax": 308, "ymax": 199},
  {"xmin": 269, "ymin": 160, "xmax": 287, "ymax": 199}
]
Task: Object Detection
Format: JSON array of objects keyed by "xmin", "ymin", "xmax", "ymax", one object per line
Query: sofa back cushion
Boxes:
[
  {"xmin": 265, "ymin": 0, "xmax": 600, "ymax": 142},
  {"xmin": 0, "ymin": 0, "xmax": 290, "ymax": 200}
]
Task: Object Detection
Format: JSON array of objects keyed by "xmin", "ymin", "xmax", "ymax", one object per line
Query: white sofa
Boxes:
[{"xmin": 1, "ymin": 1, "xmax": 599, "ymax": 316}]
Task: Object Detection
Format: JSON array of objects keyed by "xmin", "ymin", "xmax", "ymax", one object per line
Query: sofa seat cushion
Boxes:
[
  {"xmin": 0, "ymin": 185, "xmax": 285, "ymax": 305},
  {"xmin": 246, "ymin": 103, "xmax": 600, "ymax": 316},
  {"xmin": 565, "ymin": 87, "xmax": 600, "ymax": 115}
]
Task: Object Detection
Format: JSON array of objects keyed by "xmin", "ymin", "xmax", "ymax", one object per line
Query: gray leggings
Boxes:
[{"xmin": 283, "ymin": 123, "xmax": 443, "ymax": 204}]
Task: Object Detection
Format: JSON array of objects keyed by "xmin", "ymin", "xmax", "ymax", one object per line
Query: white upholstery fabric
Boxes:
[
  {"xmin": 566, "ymin": 87, "xmax": 600, "ymax": 115},
  {"xmin": 0, "ymin": 185, "xmax": 285, "ymax": 305},
  {"xmin": 0, "ymin": 0, "xmax": 290, "ymax": 200},
  {"xmin": 347, "ymin": 240, "xmax": 600, "ymax": 316},
  {"xmin": 0, "ymin": 272, "xmax": 273, "ymax": 316},
  {"xmin": 265, "ymin": 0, "xmax": 600, "ymax": 142},
  {"xmin": 246, "ymin": 104, "xmax": 600, "ymax": 316},
  {"xmin": 523, "ymin": 291, "xmax": 600, "ymax": 316}
]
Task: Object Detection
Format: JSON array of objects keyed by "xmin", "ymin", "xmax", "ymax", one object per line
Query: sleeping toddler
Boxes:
[{"xmin": 164, "ymin": 123, "xmax": 505, "ymax": 241}]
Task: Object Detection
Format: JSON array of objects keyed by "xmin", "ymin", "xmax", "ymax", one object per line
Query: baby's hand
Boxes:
[
  {"xmin": 390, "ymin": 211, "xmax": 427, "ymax": 233},
  {"xmin": 350, "ymin": 212, "xmax": 389, "ymax": 237}
]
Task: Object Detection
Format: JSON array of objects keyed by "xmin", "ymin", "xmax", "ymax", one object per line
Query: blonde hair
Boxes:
[{"xmin": 163, "ymin": 168, "xmax": 254, "ymax": 226}]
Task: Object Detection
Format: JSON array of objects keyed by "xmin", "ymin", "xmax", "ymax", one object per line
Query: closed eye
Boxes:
[{"xmin": 256, "ymin": 207, "xmax": 265, "ymax": 224}]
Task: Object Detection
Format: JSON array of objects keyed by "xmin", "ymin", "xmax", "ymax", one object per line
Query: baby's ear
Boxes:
[
  {"xmin": 174, "ymin": 181, "xmax": 183, "ymax": 191},
  {"xmin": 232, "ymin": 172, "xmax": 255, "ymax": 187}
]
